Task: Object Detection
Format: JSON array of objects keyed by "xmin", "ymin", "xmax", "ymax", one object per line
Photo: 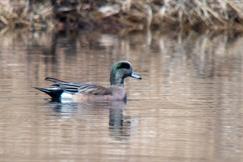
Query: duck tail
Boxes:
[{"xmin": 34, "ymin": 87, "xmax": 64, "ymax": 100}]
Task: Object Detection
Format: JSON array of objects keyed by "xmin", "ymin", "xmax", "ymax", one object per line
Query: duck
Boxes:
[{"xmin": 35, "ymin": 61, "xmax": 142, "ymax": 102}]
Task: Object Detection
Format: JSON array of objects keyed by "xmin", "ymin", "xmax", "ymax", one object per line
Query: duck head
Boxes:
[{"xmin": 110, "ymin": 61, "xmax": 142, "ymax": 86}]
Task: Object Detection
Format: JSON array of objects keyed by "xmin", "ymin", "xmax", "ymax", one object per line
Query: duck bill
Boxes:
[{"xmin": 131, "ymin": 72, "xmax": 142, "ymax": 80}]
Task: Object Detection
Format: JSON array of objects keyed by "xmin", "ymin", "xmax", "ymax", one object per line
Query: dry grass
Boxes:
[
  {"xmin": 0, "ymin": 0, "xmax": 243, "ymax": 32},
  {"xmin": 153, "ymin": 0, "xmax": 243, "ymax": 31},
  {"xmin": 0, "ymin": 1, "xmax": 52, "ymax": 30}
]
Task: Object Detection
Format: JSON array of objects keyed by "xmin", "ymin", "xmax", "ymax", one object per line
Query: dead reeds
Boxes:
[
  {"xmin": 153, "ymin": 0, "xmax": 243, "ymax": 31},
  {"xmin": 0, "ymin": 1, "xmax": 52, "ymax": 30},
  {"xmin": 0, "ymin": 0, "xmax": 243, "ymax": 32}
]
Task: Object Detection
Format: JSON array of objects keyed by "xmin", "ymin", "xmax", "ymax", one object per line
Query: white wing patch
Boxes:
[{"xmin": 61, "ymin": 92, "xmax": 73, "ymax": 99}]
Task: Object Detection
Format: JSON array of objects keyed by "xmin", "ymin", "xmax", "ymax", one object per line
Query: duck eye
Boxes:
[{"xmin": 117, "ymin": 63, "xmax": 131, "ymax": 69}]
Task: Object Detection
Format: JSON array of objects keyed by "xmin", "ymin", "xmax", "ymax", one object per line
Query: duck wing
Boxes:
[
  {"xmin": 77, "ymin": 84, "xmax": 112, "ymax": 95},
  {"xmin": 46, "ymin": 77, "xmax": 112, "ymax": 95}
]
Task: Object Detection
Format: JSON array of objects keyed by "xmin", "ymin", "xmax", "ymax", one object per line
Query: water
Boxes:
[{"xmin": 0, "ymin": 29, "xmax": 243, "ymax": 162}]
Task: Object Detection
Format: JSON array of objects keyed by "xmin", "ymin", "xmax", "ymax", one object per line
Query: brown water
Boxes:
[{"xmin": 0, "ymin": 29, "xmax": 243, "ymax": 162}]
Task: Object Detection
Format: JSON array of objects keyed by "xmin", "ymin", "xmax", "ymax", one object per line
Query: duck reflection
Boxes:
[
  {"xmin": 48, "ymin": 101, "xmax": 79, "ymax": 117},
  {"xmin": 109, "ymin": 101, "xmax": 134, "ymax": 140},
  {"xmin": 47, "ymin": 101, "xmax": 134, "ymax": 140}
]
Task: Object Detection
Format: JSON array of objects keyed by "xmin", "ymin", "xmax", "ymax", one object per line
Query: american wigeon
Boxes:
[{"xmin": 35, "ymin": 61, "xmax": 142, "ymax": 102}]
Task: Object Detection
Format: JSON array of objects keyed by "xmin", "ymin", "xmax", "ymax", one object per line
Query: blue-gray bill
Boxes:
[{"xmin": 131, "ymin": 72, "xmax": 142, "ymax": 79}]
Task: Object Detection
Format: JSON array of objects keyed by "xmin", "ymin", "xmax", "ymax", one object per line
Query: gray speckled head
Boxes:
[{"xmin": 110, "ymin": 61, "xmax": 142, "ymax": 86}]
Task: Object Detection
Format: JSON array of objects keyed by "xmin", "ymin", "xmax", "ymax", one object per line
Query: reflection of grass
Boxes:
[{"xmin": 0, "ymin": 27, "xmax": 242, "ymax": 102}]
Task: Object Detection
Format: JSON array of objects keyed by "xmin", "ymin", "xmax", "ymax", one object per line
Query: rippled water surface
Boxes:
[{"xmin": 0, "ymin": 30, "xmax": 243, "ymax": 162}]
